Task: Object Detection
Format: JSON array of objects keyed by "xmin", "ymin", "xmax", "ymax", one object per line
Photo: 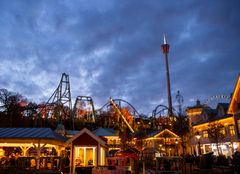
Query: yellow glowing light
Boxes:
[
  {"xmin": 228, "ymin": 75, "xmax": 240, "ymax": 114},
  {"xmin": 193, "ymin": 117, "xmax": 234, "ymax": 129},
  {"xmin": 0, "ymin": 148, "xmax": 4, "ymax": 157}
]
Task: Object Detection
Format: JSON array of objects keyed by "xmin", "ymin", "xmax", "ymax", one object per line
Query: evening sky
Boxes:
[{"xmin": 0, "ymin": 0, "xmax": 240, "ymax": 115}]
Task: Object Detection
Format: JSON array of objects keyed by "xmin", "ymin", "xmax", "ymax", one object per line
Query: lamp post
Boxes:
[
  {"xmin": 161, "ymin": 35, "xmax": 173, "ymax": 117},
  {"xmin": 195, "ymin": 131, "xmax": 201, "ymax": 155},
  {"xmin": 175, "ymin": 139, "xmax": 179, "ymax": 156}
]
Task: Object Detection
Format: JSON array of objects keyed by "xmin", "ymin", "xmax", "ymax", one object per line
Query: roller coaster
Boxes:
[
  {"xmin": 72, "ymin": 96, "xmax": 96, "ymax": 123},
  {"xmin": 37, "ymin": 73, "xmax": 73, "ymax": 128},
  {"xmin": 37, "ymin": 73, "xmax": 179, "ymax": 131},
  {"xmin": 95, "ymin": 98, "xmax": 143, "ymax": 133},
  {"xmin": 151, "ymin": 104, "xmax": 177, "ymax": 130}
]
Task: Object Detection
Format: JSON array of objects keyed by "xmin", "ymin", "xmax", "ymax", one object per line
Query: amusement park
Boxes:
[{"xmin": 0, "ymin": 36, "xmax": 240, "ymax": 174}]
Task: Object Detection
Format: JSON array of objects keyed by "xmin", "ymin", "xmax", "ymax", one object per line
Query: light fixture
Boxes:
[
  {"xmin": 195, "ymin": 131, "xmax": 201, "ymax": 140},
  {"xmin": 195, "ymin": 131, "xmax": 201, "ymax": 155},
  {"xmin": 175, "ymin": 139, "xmax": 178, "ymax": 144}
]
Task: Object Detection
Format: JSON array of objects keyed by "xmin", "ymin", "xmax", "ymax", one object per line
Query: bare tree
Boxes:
[{"xmin": 0, "ymin": 88, "xmax": 25, "ymax": 127}]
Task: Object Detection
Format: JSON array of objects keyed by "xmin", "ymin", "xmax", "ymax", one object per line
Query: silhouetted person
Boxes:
[
  {"xmin": 163, "ymin": 160, "xmax": 171, "ymax": 170},
  {"xmin": 233, "ymin": 150, "xmax": 240, "ymax": 174},
  {"xmin": 9, "ymin": 154, "xmax": 16, "ymax": 167}
]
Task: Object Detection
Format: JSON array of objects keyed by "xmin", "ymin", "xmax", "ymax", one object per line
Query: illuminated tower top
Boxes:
[{"xmin": 162, "ymin": 34, "xmax": 170, "ymax": 54}]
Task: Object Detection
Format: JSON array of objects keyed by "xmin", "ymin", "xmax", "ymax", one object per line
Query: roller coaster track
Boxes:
[
  {"xmin": 98, "ymin": 98, "xmax": 140, "ymax": 118},
  {"xmin": 72, "ymin": 96, "xmax": 96, "ymax": 122}
]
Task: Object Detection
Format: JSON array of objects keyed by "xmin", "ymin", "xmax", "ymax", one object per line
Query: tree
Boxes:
[
  {"xmin": 23, "ymin": 102, "xmax": 39, "ymax": 127},
  {"xmin": 207, "ymin": 122, "xmax": 226, "ymax": 155},
  {"xmin": 0, "ymin": 89, "xmax": 26, "ymax": 127},
  {"xmin": 135, "ymin": 119, "xmax": 147, "ymax": 155},
  {"xmin": 173, "ymin": 114, "xmax": 190, "ymax": 156},
  {"xmin": 118, "ymin": 107, "xmax": 134, "ymax": 150}
]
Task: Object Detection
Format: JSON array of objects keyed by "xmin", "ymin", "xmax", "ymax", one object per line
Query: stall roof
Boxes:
[
  {"xmin": 145, "ymin": 129, "xmax": 180, "ymax": 140},
  {"xmin": 66, "ymin": 128, "xmax": 106, "ymax": 146},
  {"xmin": 0, "ymin": 128, "xmax": 67, "ymax": 142},
  {"xmin": 93, "ymin": 127, "xmax": 118, "ymax": 137}
]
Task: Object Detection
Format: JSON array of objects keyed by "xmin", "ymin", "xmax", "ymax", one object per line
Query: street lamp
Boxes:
[
  {"xmin": 195, "ymin": 131, "xmax": 201, "ymax": 155},
  {"xmin": 159, "ymin": 144, "xmax": 162, "ymax": 155},
  {"xmin": 175, "ymin": 139, "xmax": 179, "ymax": 156}
]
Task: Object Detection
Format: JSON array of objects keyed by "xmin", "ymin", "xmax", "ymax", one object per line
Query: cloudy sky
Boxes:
[{"xmin": 0, "ymin": 0, "xmax": 239, "ymax": 115}]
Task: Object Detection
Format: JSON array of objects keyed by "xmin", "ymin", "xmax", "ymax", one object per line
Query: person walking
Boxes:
[{"xmin": 233, "ymin": 150, "xmax": 240, "ymax": 174}]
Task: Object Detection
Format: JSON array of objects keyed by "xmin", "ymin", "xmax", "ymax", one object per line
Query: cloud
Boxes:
[{"xmin": 0, "ymin": 0, "xmax": 239, "ymax": 114}]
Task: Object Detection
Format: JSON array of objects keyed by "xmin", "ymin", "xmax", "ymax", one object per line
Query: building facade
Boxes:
[
  {"xmin": 66, "ymin": 128, "xmax": 107, "ymax": 174},
  {"xmin": 186, "ymin": 75, "xmax": 240, "ymax": 156}
]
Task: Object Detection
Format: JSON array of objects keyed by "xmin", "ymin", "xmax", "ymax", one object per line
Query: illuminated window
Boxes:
[
  {"xmin": 238, "ymin": 120, "xmax": 240, "ymax": 133},
  {"xmin": 229, "ymin": 125, "xmax": 235, "ymax": 135},
  {"xmin": 86, "ymin": 148, "xmax": 94, "ymax": 166},
  {"xmin": 220, "ymin": 128, "xmax": 226, "ymax": 135},
  {"xmin": 100, "ymin": 147, "xmax": 105, "ymax": 166},
  {"xmin": 203, "ymin": 131, "xmax": 208, "ymax": 138},
  {"xmin": 74, "ymin": 147, "xmax": 96, "ymax": 169},
  {"xmin": 113, "ymin": 139, "xmax": 116, "ymax": 145}
]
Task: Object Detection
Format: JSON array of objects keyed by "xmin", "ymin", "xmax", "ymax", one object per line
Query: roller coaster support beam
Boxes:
[{"xmin": 109, "ymin": 97, "xmax": 135, "ymax": 133}]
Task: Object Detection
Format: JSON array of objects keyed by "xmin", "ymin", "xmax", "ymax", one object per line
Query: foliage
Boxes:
[
  {"xmin": 207, "ymin": 122, "xmax": 225, "ymax": 143},
  {"xmin": 0, "ymin": 88, "xmax": 25, "ymax": 126},
  {"xmin": 109, "ymin": 106, "xmax": 134, "ymax": 150},
  {"xmin": 0, "ymin": 88, "xmax": 40, "ymax": 127},
  {"xmin": 207, "ymin": 121, "xmax": 226, "ymax": 155},
  {"xmin": 173, "ymin": 114, "xmax": 190, "ymax": 137},
  {"xmin": 135, "ymin": 124, "xmax": 147, "ymax": 152},
  {"xmin": 173, "ymin": 114, "xmax": 190, "ymax": 156},
  {"xmin": 0, "ymin": 88, "xmax": 23, "ymax": 113}
]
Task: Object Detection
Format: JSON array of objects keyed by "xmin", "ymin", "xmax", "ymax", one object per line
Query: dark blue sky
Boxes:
[{"xmin": 0, "ymin": 0, "xmax": 239, "ymax": 115}]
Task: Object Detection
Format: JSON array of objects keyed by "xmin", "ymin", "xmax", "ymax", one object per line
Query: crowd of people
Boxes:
[
  {"xmin": 0, "ymin": 149, "xmax": 70, "ymax": 173},
  {"xmin": 233, "ymin": 150, "xmax": 240, "ymax": 174},
  {"xmin": 184, "ymin": 150, "xmax": 240, "ymax": 174},
  {"xmin": 0, "ymin": 152, "xmax": 21, "ymax": 167}
]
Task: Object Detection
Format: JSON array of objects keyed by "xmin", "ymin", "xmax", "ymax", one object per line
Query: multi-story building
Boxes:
[
  {"xmin": 228, "ymin": 75, "xmax": 240, "ymax": 149},
  {"xmin": 143, "ymin": 129, "xmax": 180, "ymax": 157},
  {"xmin": 186, "ymin": 75, "xmax": 240, "ymax": 156},
  {"xmin": 93, "ymin": 127, "xmax": 121, "ymax": 155}
]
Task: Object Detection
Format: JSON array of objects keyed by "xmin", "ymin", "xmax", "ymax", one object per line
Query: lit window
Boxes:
[
  {"xmin": 74, "ymin": 147, "xmax": 96, "ymax": 170},
  {"xmin": 229, "ymin": 125, "xmax": 235, "ymax": 135},
  {"xmin": 220, "ymin": 128, "xmax": 226, "ymax": 135},
  {"xmin": 238, "ymin": 120, "xmax": 240, "ymax": 133},
  {"xmin": 203, "ymin": 131, "xmax": 208, "ymax": 138},
  {"xmin": 100, "ymin": 147, "xmax": 105, "ymax": 166},
  {"xmin": 113, "ymin": 139, "xmax": 116, "ymax": 145}
]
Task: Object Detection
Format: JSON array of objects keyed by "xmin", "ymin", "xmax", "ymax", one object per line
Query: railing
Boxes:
[{"xmin": 0, "ymin": 156, "xmax": 65, "ymax": 174}]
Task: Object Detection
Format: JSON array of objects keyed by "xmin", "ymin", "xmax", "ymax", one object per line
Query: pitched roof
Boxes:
[
  {"xmin": 192, "ymin": 114, "xmax": 232, "ymax": 126},
  {"xmin": 228, "ymin": 74, "xmax": 240, "ymax": 114},
  {"xmin": 66, "ymin": 128, "xmax": 106, "ymax": 146},
  {"xmin": 0, "ymin": 128, "xmax": 67, "ymax": 142},
  {"xmin": 218, "ymin": 103, "xmax": 229, "ymax": 109},
  {"xmin": 154, "ymin": 129, "xmax": 180, "ymax": 139},
  {"xmin": 93, "ymin": 127, "xmax": 118, "ymax": 137},
  {"xmin": 146, "ymin": 129, "xmax": 180, "ymax": 139}
]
